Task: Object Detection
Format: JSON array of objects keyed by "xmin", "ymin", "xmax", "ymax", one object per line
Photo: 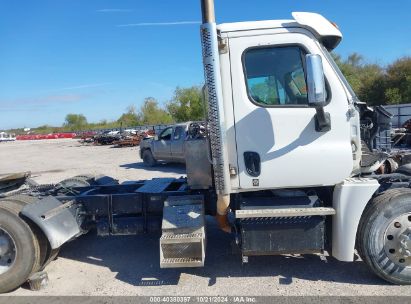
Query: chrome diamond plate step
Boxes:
[
  {"xmin": 161, "ymin": 257, "xmax": 203, "ymax": 268},
  {"xmin": 160, "ymin": 195, "xmax": 205, "ymax": 268},
  {"xmin": 235, "ymin": 207, "xmax": 336, "ymax": 219},
  {"xmin": 160, "ymin": 233, "xmax": 203, "ymax": 244}
]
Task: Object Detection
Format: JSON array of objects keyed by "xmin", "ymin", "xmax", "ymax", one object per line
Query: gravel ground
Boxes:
[{"xmin": 1, "ymin": 139, "xmax": 410, "ymax": 296}]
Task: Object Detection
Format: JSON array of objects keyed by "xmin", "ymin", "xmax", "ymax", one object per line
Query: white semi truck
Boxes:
[{"xmin": 0, "ymin": 0, "xmax": 410, "ymax": 293}]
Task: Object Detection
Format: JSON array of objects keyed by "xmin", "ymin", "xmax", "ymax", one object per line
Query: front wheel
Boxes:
[
  {"xmin": 142, "ymin": 150, "xmax": 157, "ymax": 167},
  {"xmin": 357, "ymin": 188, "xmax": 411, "ymax": 285}
]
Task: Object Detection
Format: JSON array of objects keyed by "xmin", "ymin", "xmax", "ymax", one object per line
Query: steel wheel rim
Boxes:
[
  {"xmin": 0, "ymin": 227, "xmax": 17, "ymax": 275},
  {"xmin": 384, "ymin": 212, "xmax": 411, "ymax": 267}
]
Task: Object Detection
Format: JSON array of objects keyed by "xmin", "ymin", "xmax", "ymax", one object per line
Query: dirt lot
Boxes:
[{"xmin": 1, "ymin": 139, "xmax": 410, "ymax": 296}]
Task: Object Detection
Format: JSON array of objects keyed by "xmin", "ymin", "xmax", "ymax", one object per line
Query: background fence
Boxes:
[{"xmin": 384, "ymin": 103, "xmax": 411, "ymax": 128}]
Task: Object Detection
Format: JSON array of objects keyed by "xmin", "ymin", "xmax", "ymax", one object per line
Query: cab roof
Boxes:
[{"xmin": 217, "ymin": 12, "xmax": 342, "ymax": 50}]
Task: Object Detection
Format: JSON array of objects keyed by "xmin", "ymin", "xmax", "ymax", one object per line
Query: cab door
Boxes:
[
  {"xmin": 229, "ymin": 31, "xmax": 353, "ymax": 190},
  {"xmin": 171, "ymin": 125, "xmax": 186, "ymax": 161},
  {"xmin": 153, "ymin": 127, "xmax": 173, "ymax": 160}
]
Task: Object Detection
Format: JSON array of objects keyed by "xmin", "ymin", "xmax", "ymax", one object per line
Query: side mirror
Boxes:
[
  {"xmin": 306, "ymin": 54, "xmax": 331, "ymax": 132},
  {"xmin": 306, "ymin": 54, "xmax": 326, "ymax": 108}
]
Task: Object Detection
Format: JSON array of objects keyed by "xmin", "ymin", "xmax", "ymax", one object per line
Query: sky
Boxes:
[{"xmin": 0, "ymin": 0, "xmax": 410, "ymax": 130}]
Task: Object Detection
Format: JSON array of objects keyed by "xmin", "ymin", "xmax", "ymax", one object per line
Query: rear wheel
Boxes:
[
  {"xmin": 0, "ymin": 195, "xmax": 59, "ymax": 273},
  {"xmin": 1, "ymin": 196, "xmax": 51, "ymax": 269},
  {"xmin": 396, "ymin": 164, "xmax": 411, "ymax": 176},
  {"xmin": 142, "ymin": 150, "xmax": 157, "ymax": 167},
  {"xmin": 0, "ymin": 206, "xmax": 41, "ymax": 293},
  {"xmin": 58, "ymin": 175, "xmax": 118, "ymax": 188},
  {"xmin": 58, "ymin": 177, "xmax": 91, "ymax": 188},
  {"xmin": 357, "ymin": 188, "xmax": 411, "ymax": 284}
]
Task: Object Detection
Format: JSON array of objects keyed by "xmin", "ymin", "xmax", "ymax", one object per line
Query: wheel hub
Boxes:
[
  {"xmin": 384, "ymin": 213, "xmax": 411, "ymax": 267},
  {"xmin": 399, "ymin": 229, "xmax": 411, "ymax": 257},
  {"xmin": 0, "ymin": 228, "xmax": 16, "ymax": 275}
]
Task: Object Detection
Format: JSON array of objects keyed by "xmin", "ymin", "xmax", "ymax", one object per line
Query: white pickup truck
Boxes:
[{"xmin": 0, "ymin": 132, "xmax": 16, "ymax": 142}]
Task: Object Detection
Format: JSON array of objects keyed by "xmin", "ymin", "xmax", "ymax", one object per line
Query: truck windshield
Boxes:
[{"xmin": 320, "ymin": 45, "xmax": 359, "ymax": 102}]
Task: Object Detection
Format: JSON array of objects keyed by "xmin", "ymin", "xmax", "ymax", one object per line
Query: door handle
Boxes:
[{"xmin": 244, "ymin": 151, "xmax": 261, "ymax": 177}]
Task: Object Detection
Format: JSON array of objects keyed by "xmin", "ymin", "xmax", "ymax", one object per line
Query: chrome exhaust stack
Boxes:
[
  {"xmin": 201, "ymin": 0, "xmax": 216, "ymax": 23},
  {"xmin": 200, "ymin": 0, "xmax": 231, "ymax": 233}
]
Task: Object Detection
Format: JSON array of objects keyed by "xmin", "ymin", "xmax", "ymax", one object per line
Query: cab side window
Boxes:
[
  {"xmin": 243, "ymin": 46, "xmax": 308, "ymax": 106},
  {"xmin": 159, "ymin": 127, "xmax": 173, "ymax": 141},
  {"xmin": 173, "ymin": 126, "xmax": 185, "ymax": 140}
]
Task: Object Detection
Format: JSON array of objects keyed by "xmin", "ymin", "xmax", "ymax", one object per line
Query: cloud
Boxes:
[
  {"xmin": 59, "ymin": 83, "xmax": 111, "ymax": 91},
  {"xmin": 0, "ymin": 94, "xmax": 88, "ymax": 111},
  {"xmin": 42, "ymin": 94, "xmax": 85, "ymax": 103},
  {"xmin": 97, "ymin": 9, "xmax": 133, "ymax": 13},
  {"xmin": 0, "ymin": 83, "xmax": 109, "ymax": 112},
  {"xmin": 117, "ymin": 21, "xmax": 201, "ymax": 27}
]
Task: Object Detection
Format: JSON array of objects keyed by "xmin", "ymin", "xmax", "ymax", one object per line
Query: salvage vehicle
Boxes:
[
  {"xmin": 0, "ymin": 132, "xmax": 16, "ymax": 142},
  {"xmin": 139, "ymin": 122, "xmax": 205, "ymax": 166},
  {"xmin": 1, "ymin": 0, "xmax": 411, "ymax": 293}
]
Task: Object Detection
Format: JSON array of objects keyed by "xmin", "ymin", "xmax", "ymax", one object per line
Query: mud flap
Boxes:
[{"xmin": 21, "ymin": 196, "xmax": 81, "ymax": 249}]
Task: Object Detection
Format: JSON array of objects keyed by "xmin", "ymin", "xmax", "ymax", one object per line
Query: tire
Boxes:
[
  {"xmin": 396, "ymin": 164, "xmax": 411, "ymax": 176},
  {"xmin": 0, "ymin": 196, "xmax": 50, "ymax": 271},
  {"xmin": 93, "ymin": 175, "xmax": 118, "ymax": 186},
  {"xmin": 40, "ymin": 248, "xmax": 60, "ymax": 270},
  {"xmin": 0, "ymin": 206, "xmax": 41, "ymax": 293},
  {"xmin": 2, "ymin": 195, "xmax": 38, "ymax": 206},
  {"xmin": 142, "ymin": 150, "xmax": 157, "ymax": 167},
  {"xmin": 58, "ymin": 177, "xmax": 91, "ymax": 188},
  {"xmin": 58, "ymin": 175, "xmax": 118, "ymax": 189},
  {"xmin": 357, "ymin": 188, "xmax": 411, "ymax": 284}
]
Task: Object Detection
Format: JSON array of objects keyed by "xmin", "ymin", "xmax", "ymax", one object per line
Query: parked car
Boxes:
[
  {"xmin": 0, "ymin": 132, "xmax": 16, "ymax": 142},
  {"xmin": 139, "ymin": 122, "xmax": 205, "ymax": 166}
]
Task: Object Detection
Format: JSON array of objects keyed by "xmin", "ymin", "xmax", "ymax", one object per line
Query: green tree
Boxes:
[
  {"xmin": 384, "ymin": 57, "xmax": 411, "ymax": 104},
  {"xmin": 117, "ymin": 104, "xmax": 141, "ymax": 127},
  {"xmin": 36, "ymin": 125, "xmax": 58, "ymax": 134},
  {"xmin": 167, "ymin": 86, "xmax": 205, "ymax": 122},
  {"xmin": 333, "ymin": 52, "xmax": 385, "ymax": 105},
  {"xmin": 140, "ymin": 97, "xmax": 173, "ymax": 125},
  {"xmin": 63, "ymin": 114, "xmax": 88, "ymax": 131},
  {"xmin": 356, "ymin": 64, "xmax": 386, "ymax": 106},
  {"xmin": 335, "ymin": 54, "xmax": 411, "ymax": 105}
]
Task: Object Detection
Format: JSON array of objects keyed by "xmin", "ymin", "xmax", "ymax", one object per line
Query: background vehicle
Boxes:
[
  {"xmin": 0, "ymin": 0, "xmax": 410, "ymax": 293},
  {"xmin": 139, "ymin": 122, "xmax": 203, "ymax": 166},
  {"xmin": 0, "ymin": 132, "xmax": 16, "ymax": 142}
]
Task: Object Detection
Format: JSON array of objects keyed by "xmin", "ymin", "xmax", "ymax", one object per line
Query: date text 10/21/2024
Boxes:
[{"xmin": 149, "ymin": 297, "xmax": 257, "ymax": 303}]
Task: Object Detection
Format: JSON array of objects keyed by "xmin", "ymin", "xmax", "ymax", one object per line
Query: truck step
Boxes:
[
  {"xmin": 160, "ymin": 233, "xmax": 203, "ymax": 243},
  {"xmin": 160, "ymin": 195, "xmax": 205, "ymax": 268},
  {"xmin": 235, "ymin": 207, "xmax": 336, "ymax": 219},
  {"xmin": 160, "ymin": 257, "xmax": 204, "ymax": 268}
]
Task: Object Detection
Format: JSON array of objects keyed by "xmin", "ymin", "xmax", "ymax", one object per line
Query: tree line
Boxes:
[
  {"xmin": 6, "ymin": 53, "xmax": 411, "ymax": 134},
  {"xmin": 61, "ymin": 86, "xmax": 205, "ymax": 132},
  {"xmin": 333, "ymin": 54, "xmax": 410, "ymax": 105}
]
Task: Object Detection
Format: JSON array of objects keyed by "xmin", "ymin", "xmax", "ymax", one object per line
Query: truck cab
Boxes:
[
  {"xmin": 216, "ymin": 13, "xmax": 358, "ymax": 192},
  {"xmin": 198, "ymin": 2, "xmax": 409, "ymax": 285}
]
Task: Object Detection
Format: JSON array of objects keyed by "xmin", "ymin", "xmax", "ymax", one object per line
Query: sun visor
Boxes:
[{"xmin": 292, "ymin": 12, "xmax": 342, "ymax": 50}]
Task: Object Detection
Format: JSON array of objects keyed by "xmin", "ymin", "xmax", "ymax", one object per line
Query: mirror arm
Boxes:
[{"xmin": 314, "ymin": 107, "xmax": 331, "ymax": 132}]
